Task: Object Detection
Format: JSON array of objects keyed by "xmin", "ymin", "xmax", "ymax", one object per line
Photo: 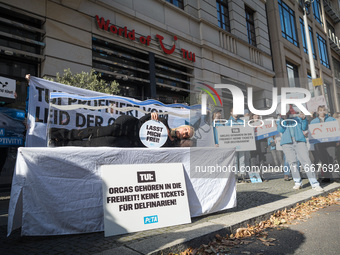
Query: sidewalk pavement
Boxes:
[{"xmin": 0, "ymin": 173, "xmax": 339, "ymax": 255}]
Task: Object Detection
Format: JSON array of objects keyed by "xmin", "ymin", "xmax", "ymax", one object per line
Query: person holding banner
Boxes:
[
  {"xmin": 277, "ymin": 113, "xmax": 323, "ymax": 191},
  {"xmin": 311, "ymin": 105, "xmax": 337, "ymax": 182},
  {"xmin": 49, "ymin": 112, "xmax": 194, "ymax": 148}
]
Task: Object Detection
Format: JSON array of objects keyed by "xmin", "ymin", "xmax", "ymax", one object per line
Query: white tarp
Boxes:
[{"xmin": 8, "ymin": 146, "xmax": 236, "ymax": 236}]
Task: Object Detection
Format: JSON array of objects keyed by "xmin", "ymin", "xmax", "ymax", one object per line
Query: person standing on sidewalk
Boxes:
[
  {"xmin": 227, "ymin": 109, "xmax": 248, "ymax": 181},
  {"xmin": 277, "ymin": 112, "xmax": 323, "ymax": 191},
  {"xmin": 311, "ymin": 105, "xmax": 337, "ymax": 182},
  {"xmin": 250, "ymin": 114, "xmax": 266, "ymax": 180}
]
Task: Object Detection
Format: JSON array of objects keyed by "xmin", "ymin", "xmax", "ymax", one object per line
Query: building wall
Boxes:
[
  {"xmin": 0, "ymin": 0, "xmax": 275, "ymax": 115},
  {"xmin": 267, "ymin": 0, "xmax": 340, "ymax": 113}
]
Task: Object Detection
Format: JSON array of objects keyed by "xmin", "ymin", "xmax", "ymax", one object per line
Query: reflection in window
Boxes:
[
  {"xmin": 278, "ymin": 0, "xmax": 299, "ymax": 47},
  {"xmin": 245, "ymin": 6, "xmax": 256, "ymax": 46},
  {"xmin": 312, "ymin": 0, "xmax": 323, "ymax": 25},
  {"xmin": 0, "ymin": 6, "xmax": 43, "ymax": 110},
  {"xmin": 316, "ymin": 33, "xmax": 330, "ymax": 68},
  {"xmin": 165, "ymin": 0, "xmax": 184, "ymax": 9},
  {"xmin": 299, "ymin": 18, "xmax": 316, "ymax": 59},
  {"xmin": 307, "ymin": 73, "xmax": 315, "ymax": 98},
  {"xmin": 286, "ymin": 61, "xmax": 300, "ymax": 87},
  {"xmin": 324, "ymin": 83, "xmax": 334, "ymax": 114},
  {"xmin": 216, "ymin": 0, "xmax": 230, "ymax": 32}
]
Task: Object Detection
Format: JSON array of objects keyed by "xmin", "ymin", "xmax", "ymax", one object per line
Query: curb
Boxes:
[{"xmin": 134, "ymin": 182, "xmax": 340, "ymax": 255}]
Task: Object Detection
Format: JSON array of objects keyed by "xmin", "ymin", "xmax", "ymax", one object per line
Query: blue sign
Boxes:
[
  {"xmin": 0, "ymin": 137, "xmax": 23, "ymax": 146},
  {"xmin": 144, "ymin": 215, "xmax": 158, "ymax": 224},
  {"xmin": 0, "ymin": 107, "xmax": 25, "ymax": 147}
]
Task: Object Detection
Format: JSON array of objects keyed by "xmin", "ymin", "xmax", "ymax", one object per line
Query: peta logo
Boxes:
[
  {"xmin": 201, "ymin": 84, "xmax": 312, "ymax": 116},
  {"xmin": 144, "ymin": 215, "xmax": 158, "ymax": 224}
]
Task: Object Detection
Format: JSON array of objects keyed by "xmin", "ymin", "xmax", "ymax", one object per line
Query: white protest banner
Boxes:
[
  {"xmin": 308, "ymin": 121, "xmax": 340, "ymax": 144},
  {"xmin": 101, "ymin": 163, "xmax": 191, "ymax": 237},
  {"xmin": 216, "ymin": 126, "xmax": 256, "ymax": 151},
  {"xmin": 252, "ymin": 119, "xmax": 279, "ymax": 140},
  {"xmin": 139, "ymin": 120, "xmax": 168, "ymax": 148},
  {"xmin": 306, "ymin": 95, "xmax": 327, "ymax": 113},
  {"xmin": 0, "ymin": 76, "xmax": 16, "ymax": 99},
  {"xmin": 26, "ymin": 77, "xmax": 190, "ymax": 147}
]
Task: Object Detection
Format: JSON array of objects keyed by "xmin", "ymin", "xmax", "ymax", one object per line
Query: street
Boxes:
[{"xmin": 215, "ymin": 203, "xmax": 340, "ymax": 255}]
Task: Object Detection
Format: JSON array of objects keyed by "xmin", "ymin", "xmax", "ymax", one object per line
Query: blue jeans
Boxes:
[{"xmin": 282, "ymin": 141, "xmax": 320, "ymax": 187}]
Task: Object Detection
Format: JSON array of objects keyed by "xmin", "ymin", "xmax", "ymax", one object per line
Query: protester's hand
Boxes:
[
  {"xmin": 299, "ymin": 112, "xmax": 306, "ymax": 119},
  {"xmin": 25, "ymin": 74, "xmax": 30, "ymax": 81},
  {"xmin": 151, "ymin": 112, "xmax": 158, "ymax": 121}
]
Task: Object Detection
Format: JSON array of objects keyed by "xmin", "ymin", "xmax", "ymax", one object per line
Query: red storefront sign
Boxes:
[{"xmin": 95, "ymin": 15, "xmax": 195, "ymax": 62}]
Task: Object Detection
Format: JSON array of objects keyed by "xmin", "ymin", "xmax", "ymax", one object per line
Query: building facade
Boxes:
[
  {"xmin": 267, "ymin": 0, "xmax": 340, "ymax": 114},
  {"xmin": 0, "ymin": 0, "xmax": 274, "ymax": 115}
]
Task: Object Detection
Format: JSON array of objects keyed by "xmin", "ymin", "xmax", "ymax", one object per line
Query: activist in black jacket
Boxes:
[{"xmin": 49, "ymin": 113, "xmax": 194, "ymax": 147}]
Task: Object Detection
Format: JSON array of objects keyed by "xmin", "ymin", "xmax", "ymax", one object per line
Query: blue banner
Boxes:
[{"xmin": 0, "ymin": 107, "xmax": 25, "ymax": 147}]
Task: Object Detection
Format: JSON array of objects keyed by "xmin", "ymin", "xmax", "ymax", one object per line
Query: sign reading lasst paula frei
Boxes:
[{"xmin": 101, "ymin": 163, "xmax": 191, "ymax": 237}]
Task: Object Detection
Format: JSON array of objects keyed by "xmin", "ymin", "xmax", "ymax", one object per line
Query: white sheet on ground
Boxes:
[{"xmin": 8, "ymin": 147, "xmax": 236, "ymax": 236}]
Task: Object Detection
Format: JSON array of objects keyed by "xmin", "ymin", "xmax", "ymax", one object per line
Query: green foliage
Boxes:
[{"xmin": 44, "ymin": 68, "xmax": 120, "ymax": 94}]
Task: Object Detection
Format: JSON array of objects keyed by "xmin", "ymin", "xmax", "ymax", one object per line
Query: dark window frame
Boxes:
[
  {"xmin": 216, "ymin": 0, "xmax": 230, "ymax": 32},
  {"xmin": 299, "ymin": 18, "xmax": 317, "ymax": 59},
  {"xmin": 312, "ymin": 0, "xmax": 323, "ymax": 25},
  {"xmin": 278, "ymin": 0, "xmax": 299, "ymax": 47},
  {"xmin": 165, "ymin": 0, "xmax": 184, "ymax": 9},
  {"xmin": 245, "ymin": 5, "xmax": 256, "ymax": 46},
  {"xmin": 286, "ymin": 61, "xmax": 300, "ymax": 87},
  {"xmin": 316, "ymin": 33, "xmax": 330, "ymax": 69}
]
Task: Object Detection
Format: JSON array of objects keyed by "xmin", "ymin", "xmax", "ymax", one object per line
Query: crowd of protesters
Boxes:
[{"xmin": 212, "ymin": 105, "xmax": 340, "ymax": 191}]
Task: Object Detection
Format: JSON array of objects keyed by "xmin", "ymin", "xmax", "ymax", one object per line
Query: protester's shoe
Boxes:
[
  {"xmin": 293, "ymin": 183, "xmax": 302, "ymax": 190},
  {"xmin": 312, "ymin": 185, "xmax": 324, "ymax": 192},
  {"xmin": 284, "ymin": 175, "xmax": 290, "ymax": 181}
]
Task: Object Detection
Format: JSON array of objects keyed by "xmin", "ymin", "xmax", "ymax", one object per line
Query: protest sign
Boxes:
[
  {"xmin": 139, "ymin": 120, "xmax": 168, "ymax": 148},
  {"xmin": 249, "ymin": 172, "xmax": 262, "ymax": 183},
  {"xmin": 0, "ymin": 76, "xmax": 16, "ymax": 100},
  {"xmin": 26, "ymin": 77, "xmax": 190, "ymax": 147},
  {"xmin": 101, "ymin": 163, "xmax": 191, "ymax": 237},
  {"xmin": 276, "ymin": 93, "xmax": 307, "ymax": 115},
  {"xmin": 306, "ymin": 95, "xmax": 327, "ymax": 113},
  {"xmin": 252, "ymin": 119, "xmax": 279, "ymax": 140},
  {"xmin": 308, "ymin": 121, "xmax": 340, "ymax": 144},
  {"xmin": 216, "ymin": 126, "xmax": 256, "ymax": 151}
]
